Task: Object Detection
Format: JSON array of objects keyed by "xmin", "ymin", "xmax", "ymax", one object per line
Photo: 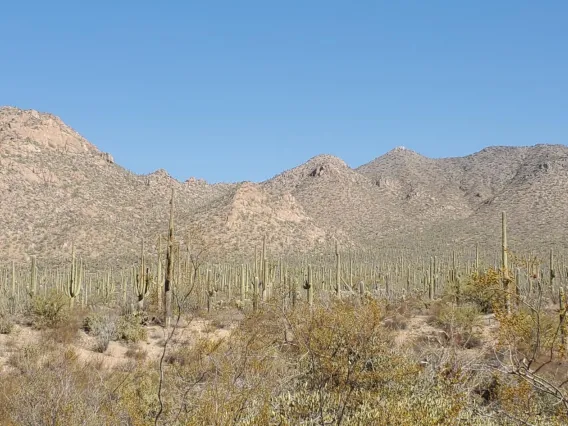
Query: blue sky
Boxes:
[{"xmin": 1, "ymin": 1, "xmax": 566, "ymax": 183}]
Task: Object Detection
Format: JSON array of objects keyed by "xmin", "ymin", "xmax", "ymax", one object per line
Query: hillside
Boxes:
[{"xmin": 1, "ymin": 106, "xmax": 567, "ymax": 264}]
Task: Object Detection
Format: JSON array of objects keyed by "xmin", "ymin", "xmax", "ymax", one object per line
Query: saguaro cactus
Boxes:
[
  {"xmin": 262, "ymin": 259, "xmax": 269, "ymax": 302},
  {"xmin": 502, "ymin": 212, "xmax": 511, "ymax": 314},
  {"xmin": 452, "ymin": 251, "xmax": 460, "ymax": 305},
  {"xmin": 65, "ymin": 245, "xmax": 82, "ymax": 309},
  {"xmin": 428, "ymin": 258, "xmax": 434, "ymax": 300},
  {"xmin": 156, "ymin": 235, "xmax": 163, "ymax": 313},
  {"xmin": 359, "ymin": 280, "xmax": 366, "ymax": 297},
  {"xmin": 253, "ymin": 276, "xmax": 259, "ymax": 313},
  {"xmin": 11, "ymin": 261, "xmax": 16, "ymax": 305},
  {"xmin": 136, "ymin": 239, "xmax": 151, "ymax": 310},
  {"xmin": 303, "ymin": 264, "xmax": 314, "ymax": 307},
  {"xmin": 240, "ymin": 264, "xmax": 246, "ymax": 302},
  {"xmin": 261, "ymin": 235, "xmax": 266, "ymax": 277},
  {"xmin": 206, "ymin": 269, "xmax": 215, "ymax": 313},
  {"xmin": 291, "ymin": 277, "xmax": 298, "ymax": 308},
  {"xmin": 550, "ymin": 248, "xmax": 556, "ymax": 299},
  {"xmin": 30, "ymin": 255, "xmax": 37, "ymax": 298},
  {"xmin": 475, "ymin": 243, "xmax": 480, "ymax": 274},
  {"xmin": 164, "ymin": 188, "xmax": 175, "ymax": 328},
  {"xmin": 335, "ymin": 241, "xmax": 341, "ymax": 298},
  {"xmin": 560, "ymin": 287, "xmax": 567, "ymax": 352}
]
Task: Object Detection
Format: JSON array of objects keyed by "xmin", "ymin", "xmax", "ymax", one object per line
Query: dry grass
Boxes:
[
  {"xmin": 125, "ymin": 344, "xmax": 147, "ymax": 361},
  {"xmin": 0, "ymin": 286, "xmax": 567, "ymax": 425}
]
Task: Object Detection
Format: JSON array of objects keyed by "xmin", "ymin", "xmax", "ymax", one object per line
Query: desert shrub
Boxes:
[
  {"xmin": 383, "ymin": 312, "xmax": 408, "ymax": 330},
  {"xmin": 483, "ymin": 267, "xmax": 568, "ymax": 423},
  {"xmin": 0, "ymin": 314, "xmax": 14, "ymax": 334},
  {"xmin": 493, "ymin": 375, "xmax": 568, "ymax": 424},
  {"xmin": 94, "ymin": 335, "xmax": 110, "ymax": 353},
  {"xmin": 112, "ymin": 367, "xmax": 161, "ymax": 425},
  {"xmin": 0, "ymin": 286, "xmax": 17, "ymax": 318},
  {"xmin": 125, "ymin": 344, "xmax": 147, "ymax": 361},
  {"xmin": 27, "ymin": 290, "xmax": 69, "ymax": 328},
  {"xmin": 460, "ymin": 269, "xmax": 503, "ymax": 313},
  {"xmin": 0, "ymin": 347, "xmax": 122, "ymax": 425},
  {"xmin": 43, "ymin": 311, "xmax": 85, "ymax": 345},
  {"xmin": 151, "ymin": 306, "xmax": 292, "ymax": 425},
  {"xmin": 5, "ymin": 280, "xmax": 568, "ymax": 425},
  {"xmin": 205, "ymin": 306, "xmax": 243, "ymax": 329},
  {"xmin": 84, "ymin": 310, "xmax": 146, "ymax": 347},
  {"xmin": 146, "ymin": 298, "xmax": 497, "ymax": 425},
  {"xmin": 83, "ymin": 310, "xmax": 116, "ymax": 335},
  {"xmin": 431, "ymin": 303, "xmax": 482, "ymax": 348},
  {"xmin": 83, "ymin": 310, "xmax": 117, "ymax": 352},
  {"xmin": 8, "ymin": 343, "xmax": 43, "ymax": 373},
  {"xmin": 495, "ymin": 303, "xmax": 561, "ymax": 359},
  {"xmin": 271, "ymin": 299, "xmax": 480, "ymax": 425},
  {"xmin": 387, "ymin": 295, "xmax": 425, "ymax": 317},
  {"xmin": 282, "ymin": 300, "xmax": 411, "ymax": 421},
  {"xmin": 116, "ymin": 313, "xmax": 147, "ymax": 343}
]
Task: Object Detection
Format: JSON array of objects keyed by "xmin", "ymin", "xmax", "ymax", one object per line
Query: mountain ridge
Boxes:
[{"xmin": 1, "ymin": 106, "xmax": 567, "ymax": 264}]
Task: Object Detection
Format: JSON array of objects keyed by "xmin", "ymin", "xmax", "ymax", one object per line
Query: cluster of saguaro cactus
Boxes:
[{"xmin": 2, "ymin": 211, "xmax": 568, "ymax": 322}]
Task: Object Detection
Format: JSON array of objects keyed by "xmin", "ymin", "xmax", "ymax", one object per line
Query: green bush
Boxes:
[
  {"xmin": 83, "ymin": 312, "xmax": 147, "ymax": 342},
  {"xmin": 84, "ymin": 310, "xmax": 146, "ymax": 346},
  {"xmin": 431, "ymin": 303, "xmax": 482, "ymax": 348},
  {"xmin": 94, "ymin": 335, "xmax": 111, "ymax": 353},
  {"xmin": 83, "ymin": 312, "xmax": 116, "ymax": 352},
  {"xmin": 459, "ymin": 270, "xmax": 503, "ymax": 313},
  {"xmin": 28, "ymin": 291, "xmax": 69, "ymax": 329},
  {"xmin": 116, "ymin": 313, "xmax": 147, "ymax": 343}
]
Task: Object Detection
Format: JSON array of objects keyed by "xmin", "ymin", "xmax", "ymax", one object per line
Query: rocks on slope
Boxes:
[{"xmin": 1, "ymin": 106, "xmax": 567, "ymax": 263}]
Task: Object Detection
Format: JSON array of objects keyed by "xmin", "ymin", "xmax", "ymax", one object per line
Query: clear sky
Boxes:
[{"xmin": 1, "ymin": 1, "xmax": 566, "ymax": 183}]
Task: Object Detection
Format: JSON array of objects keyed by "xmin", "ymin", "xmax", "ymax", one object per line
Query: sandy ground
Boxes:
[
  {"xmin": 0, "ymin": 317, "xmax": 237, "ymax": 373},
  {"xmin": 1, "ymin": 309, "xmax": 501, "ymax": 374},
  {"xmin": 392, "ymin": 313, "xmax": 499, "ymax": 350}
]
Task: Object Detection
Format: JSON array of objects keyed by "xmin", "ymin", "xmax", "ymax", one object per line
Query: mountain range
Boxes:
[{"xmin": 1, "ymin": 106, "xmax": 567, "ymax": 265}]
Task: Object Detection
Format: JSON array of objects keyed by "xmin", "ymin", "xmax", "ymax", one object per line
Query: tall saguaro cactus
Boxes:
[
  {"xmin": 262, "ymin": 259, "xmax": 269, "ymax": 302},
  {"xmin": 335, "ymin": 240, "xmax": 341, "ymax": 298},
  {"xmin": 253, "ymin": 276, "xmax": 259, "ymax": 313},
  {"xmin": 428, "ymin": 258, "xmax": 434, "ymax": 300},
  {"xmin": 206, "ymin": 269, "xmax": 214, "ymax": 313},
  {"xmin": 156, "ymin": 235, "xmax": 163, "ymax": 313},
  {"xmin": 11, "ymin": 261, "xmax": 16, "ymax": 307},
  {"xmin": 65, "ymin": 245, "xmax": 82, "ymax": 309},
  {"xmin": 304, "ymin": 264, "xmax": 314, "ymax": 307},
  {"xmin": 164, "ymin": 188, "xmax": 175, "ymax": 328},
  {"xmin": 240, "ymin": 263, "xmax": 246, "ymax": 303},
  {"xmin": 136, "ymin": 239, "xmax": 151, "ymax": 310},
  {"xmin": 30, "ymin": 255, "xmax": 37, "ymax": 297},
  {"xmin": 559, "ymin": 287, "xmax": 567, "ymax": 351},
  {"xmin": 261, "ymin": 234, "xmax": 266, "ymax": 277},
  {"xmin": 475, "ymin": 243, "xmax": 480, "ymax": 274},
  {"xmin": 550, "ymin": 248, "xmax": 556, "ymax": 298},
  {"xmin": 291, "ymin": 277, "xmax": 298, "ymax": 308},
  {"xmin": 502, "ymin": 211, "xmax": 511, "ymax": 314},
  {"xmin": 452, "ymin": 251, "xmax": 460, "ymax": 305}
]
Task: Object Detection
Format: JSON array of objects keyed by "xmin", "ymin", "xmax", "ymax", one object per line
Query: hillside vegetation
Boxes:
[{"xmin": 2, "ymin": 107, "xmax": 568, "ymax": 264}]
